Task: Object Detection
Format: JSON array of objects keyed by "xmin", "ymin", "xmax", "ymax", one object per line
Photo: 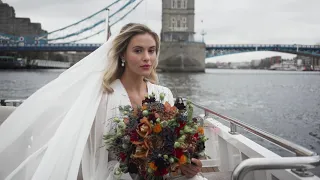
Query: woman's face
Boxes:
[{"xmin": 123, "ymin": 33, "xmax": 157, "ymax": 77}]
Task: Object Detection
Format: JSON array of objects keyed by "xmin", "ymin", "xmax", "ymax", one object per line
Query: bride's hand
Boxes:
[{"xmin": 180, "ymin": 158, "xmax": 202, "ymax": 178}]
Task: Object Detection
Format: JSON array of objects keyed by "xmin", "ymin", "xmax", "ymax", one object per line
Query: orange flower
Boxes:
[
  {"xmin": 198, "ymin": 127, "xmax": 204, "ymax": 135},
  {"xmin": 153, "ymin": 123, "xmax": 162, "ymax": 133},
  {"xmin": 140, "ymin": 117, "xmax": 148, "ymax": 123},
  {"xmin": 164, "ymin": 102, "xmax": 177, "ymax": 113},
  {"xmin": 137, "ymin": 117, "xmax": 152, "ymax": 138},
  {"xmin": 132, "ymin": 140, "xmax": 150, "ymax": 158},
  {"xmin": 149, "ymin": 162, "xmax": 158, "ymax": 171},
  {"xmin": 179, "ymin": 155, "xmax": 187, "ymax": 165},
  {"xmin": 142, "ymin": 104, "xmax": 148, "ymax": 110}
]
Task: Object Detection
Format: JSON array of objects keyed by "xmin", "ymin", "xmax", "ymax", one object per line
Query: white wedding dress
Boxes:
[
  {"xmin": 0, "ymin": 35, "xmax": 207, "ymax": 180},
  {"xmin": 82, "ymin": 79, "xmax": 174, "ymax": 180}
]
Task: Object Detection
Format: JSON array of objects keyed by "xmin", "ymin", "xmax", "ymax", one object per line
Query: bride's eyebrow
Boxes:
[
  {"xmin": 132, "ymin": 46, "xmax": 156, "ymax": 49},
  {"xmin": 132, "ymin": 46, "xmax": 143, "ymax": 49}
]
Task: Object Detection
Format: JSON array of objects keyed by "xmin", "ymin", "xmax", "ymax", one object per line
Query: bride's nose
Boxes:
[{"xmin": 143, "ymin": 51, "xmax": 150, "ymax": 62}]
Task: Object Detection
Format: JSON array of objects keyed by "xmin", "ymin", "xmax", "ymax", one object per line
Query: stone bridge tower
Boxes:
[{"xmin": 158, "ymin": 0, "xmax": 205, "ymax": 72}]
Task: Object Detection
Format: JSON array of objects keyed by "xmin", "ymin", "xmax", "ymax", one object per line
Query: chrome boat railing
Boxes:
[
  {"xmin": 0, "ymin": 99, "xmax": 24, "ymax": 107},
  {"xmin": 232, "ymin": 156, "xmax": 320, "ymax": 180},
  {"xmin": 186, "ymin": 99, "xmax": 320, "ymax": 180}
]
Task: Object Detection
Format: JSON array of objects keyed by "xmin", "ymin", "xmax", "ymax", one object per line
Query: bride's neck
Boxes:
[{"xmin": 120, "ymin": 72, "xmax": 146, "ymax": 93}]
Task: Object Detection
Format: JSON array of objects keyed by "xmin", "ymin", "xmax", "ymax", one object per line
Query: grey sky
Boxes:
[{"xmin": 4, "ymin": 0, "xmax": 320, "ymax": 61}]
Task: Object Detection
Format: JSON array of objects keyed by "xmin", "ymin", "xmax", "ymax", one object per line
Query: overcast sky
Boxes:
[{"xmin": 4, "ymin": 0, "xmax": 320, "ymax": 62}]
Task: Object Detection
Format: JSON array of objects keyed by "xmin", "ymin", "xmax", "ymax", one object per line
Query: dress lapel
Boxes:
[
  {"xmin": 112, "ymin": 79, "xmax": 153, "ymax": 108},
  {"xmin": 110, "ymin": 79, "xmax": 131, "ymax": 107}
]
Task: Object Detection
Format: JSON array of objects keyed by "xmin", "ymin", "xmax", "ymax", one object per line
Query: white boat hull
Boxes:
[{"xmin": 203, "ymin": 117, "xmax": 320, "ymax": 180}]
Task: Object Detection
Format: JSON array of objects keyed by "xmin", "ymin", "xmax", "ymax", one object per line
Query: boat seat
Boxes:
[{"xmin": 0, "ymin": 106, "xmax": 15, "ymax": 125}]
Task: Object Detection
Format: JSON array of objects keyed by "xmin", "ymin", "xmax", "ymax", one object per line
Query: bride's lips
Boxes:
[{"xmin": 140, "ymin": 65, "xmax": 151, "ymax": 70}]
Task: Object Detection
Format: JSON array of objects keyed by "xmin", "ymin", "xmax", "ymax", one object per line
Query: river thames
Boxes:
[{"xmin": 1, "ymin": 69, "xmax": 320, "ymax": 157}]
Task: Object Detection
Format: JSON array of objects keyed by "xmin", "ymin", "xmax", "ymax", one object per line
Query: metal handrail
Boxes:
[
  {"xmin": 187, "ymin": 100, "xmax": 316, "ymax": 157},
  {"xmin": 185, "ymin": 99, "xmax": 320, "ymax": 179},
  {"xmin": 0, "ymin": 99, "xmax": 24, "ymax": 106},
  {"xmin": 232, "ymin": 156, "xmax": 320, "ymax": 180}
]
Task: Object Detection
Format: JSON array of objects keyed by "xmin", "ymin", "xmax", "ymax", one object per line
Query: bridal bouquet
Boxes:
[{"xmin": 103, "ymin": 93, "xmax": 208, "ymax": 180}]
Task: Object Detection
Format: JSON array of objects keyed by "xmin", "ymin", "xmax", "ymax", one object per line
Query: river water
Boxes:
[{"xmin": 1, "ymin": 68, "xmax": 320, "ymax": 161}]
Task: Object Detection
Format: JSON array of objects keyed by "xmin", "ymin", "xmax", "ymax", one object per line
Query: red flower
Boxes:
[
  {"xmin": 154, "ymin": 168, "xmax": 168, "ymax": 176},
  {"xmin": 194, "ymin": 133, "xmax": 199, "ymax": 140},
  {"xmin": 130, "ymin": 130, "xmax": 139, "ymax": 142},
  {"xmin": 179, "ymin": 121, "xmax": 186, "ymax": 128},
  {"xmin": 119, "ymin": 152, "xmax": 127, "ymax": 162},
  {"xmin": 175, "ymin": 121, "xmax": 186, "ymax": 136},
  {"xmin": 174, "ymin": 148, "xmax": 184, "ymax": 158},
  {"xmin": 160, "ymin": 168, "xmax": 168, "ymax": 176}
]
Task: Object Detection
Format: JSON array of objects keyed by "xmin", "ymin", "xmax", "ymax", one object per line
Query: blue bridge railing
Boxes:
[{"xmin": 1, "ymin": 43, "xmax": 320, "ymax": 58}]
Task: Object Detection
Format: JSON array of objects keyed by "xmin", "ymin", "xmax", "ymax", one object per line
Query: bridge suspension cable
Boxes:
[
  {"xmin": 67, "ymin": 0, "xmax": 144, "ymax": 43},
  {"xmin": 0, "ymin": 0, "xmax": 124, "ymax": 42},
  {"xmin": 43, "ymin": 0, "xmax": 122, "ymax": 36},
  {"xmin": 0, "ymin": 0, "xmax": 144, "ymax": 44},
  {"xmin": 110, "ymin": 0, "xmax": 144, "ymax": 26},
  {"xmin": 47, "ymin": 0, "xmax": 138, "ymax": 42}
]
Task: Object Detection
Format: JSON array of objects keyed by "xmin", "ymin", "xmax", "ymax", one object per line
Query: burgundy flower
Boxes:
[
  {"xmin": 119, "ymin": 152, "xmax": 127, "ymax": 162},
  {"xmin": 130, "ymin": 130, "xmax": 139, "ymax": 142},
  {"xmin": 174, "ymin": 148, "xmax": 184, "ymax": 158},
  {"xmin": 194, "ymin": 133, "xmax": 199, "ymax": 140},
  {"xmin": 148, "ymin": 113, "xmax": 156, "ymax": 122},
  {"xmin": 154, "ymin": 168, "xmax": 168, "ymax": 176},
  {"xmin": 175, "ymin": 121, "xmax": 186, "ymax": 136}
]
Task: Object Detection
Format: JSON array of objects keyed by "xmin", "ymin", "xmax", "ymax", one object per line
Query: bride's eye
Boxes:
[
  {"xmin": 149, "ymin": 49, "xmax": 155, "ymax": 54},
  {"xmin": 134, "ymin": 48, "xmax": 142, "ymax": 53}
]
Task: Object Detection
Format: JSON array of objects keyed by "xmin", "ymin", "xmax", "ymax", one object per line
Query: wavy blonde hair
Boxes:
[{"xmin": 102, "ymin": 23, "xmax": 160, "ymax": 93}]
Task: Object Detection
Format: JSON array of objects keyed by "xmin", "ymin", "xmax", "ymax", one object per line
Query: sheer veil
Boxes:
[{"xmin": 0, "ymin": 36, "xmax": 115, "ymax": 180}]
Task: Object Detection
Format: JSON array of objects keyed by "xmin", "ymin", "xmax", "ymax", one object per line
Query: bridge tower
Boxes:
[{"xmin": 158, "ymin": 0, "xmax": 206, "ymax": 72}]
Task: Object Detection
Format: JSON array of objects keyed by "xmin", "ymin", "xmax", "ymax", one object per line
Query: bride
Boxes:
[{"xmin": 0, "ymin": 23, "xmax": 204, "ymax": 180}]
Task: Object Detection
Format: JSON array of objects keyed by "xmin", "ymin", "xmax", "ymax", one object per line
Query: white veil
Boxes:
[{"xmin": 0, "ymin": 36, "xmax": 115, "ymax": 180}]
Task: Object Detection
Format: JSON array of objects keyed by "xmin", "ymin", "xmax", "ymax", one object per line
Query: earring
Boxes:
[{"xmin": 121, "ymin": 58, "xmax": 125, "ymax": 67}]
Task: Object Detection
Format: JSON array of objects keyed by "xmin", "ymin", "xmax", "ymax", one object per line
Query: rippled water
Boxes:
[
  {"xmin": 159, "ymin": 69, "xmax": 320, "ymax": 155},
  {"xmin": 1, "ymin": 69, "xmax": 320, "ymax": 158}
]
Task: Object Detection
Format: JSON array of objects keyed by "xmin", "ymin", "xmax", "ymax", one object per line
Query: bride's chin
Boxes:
[{"xmin": 140, "ymin": 72, "xmax": 152, "ymax": 77}]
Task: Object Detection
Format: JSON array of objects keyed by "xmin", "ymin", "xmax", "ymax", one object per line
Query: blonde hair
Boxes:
[{"xmin": 102, "ymin": 23, "xmax": 160, "ymax": 93}]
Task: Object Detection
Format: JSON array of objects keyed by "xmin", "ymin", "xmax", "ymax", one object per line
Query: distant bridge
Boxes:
[
  {"xmin": 1, "ymin": 43, "xmax": 320, "ymax": 58},
  {"xmin": 1, "ymin": 0, "xmax": 319, "ymax": 59},
  {"xmin": 206, "ymin": 44, "xmax": 320, "ymax": 58},
  {"xmin": 0, "ymin": 43, "xmax": 101, "ymax": 52}
]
